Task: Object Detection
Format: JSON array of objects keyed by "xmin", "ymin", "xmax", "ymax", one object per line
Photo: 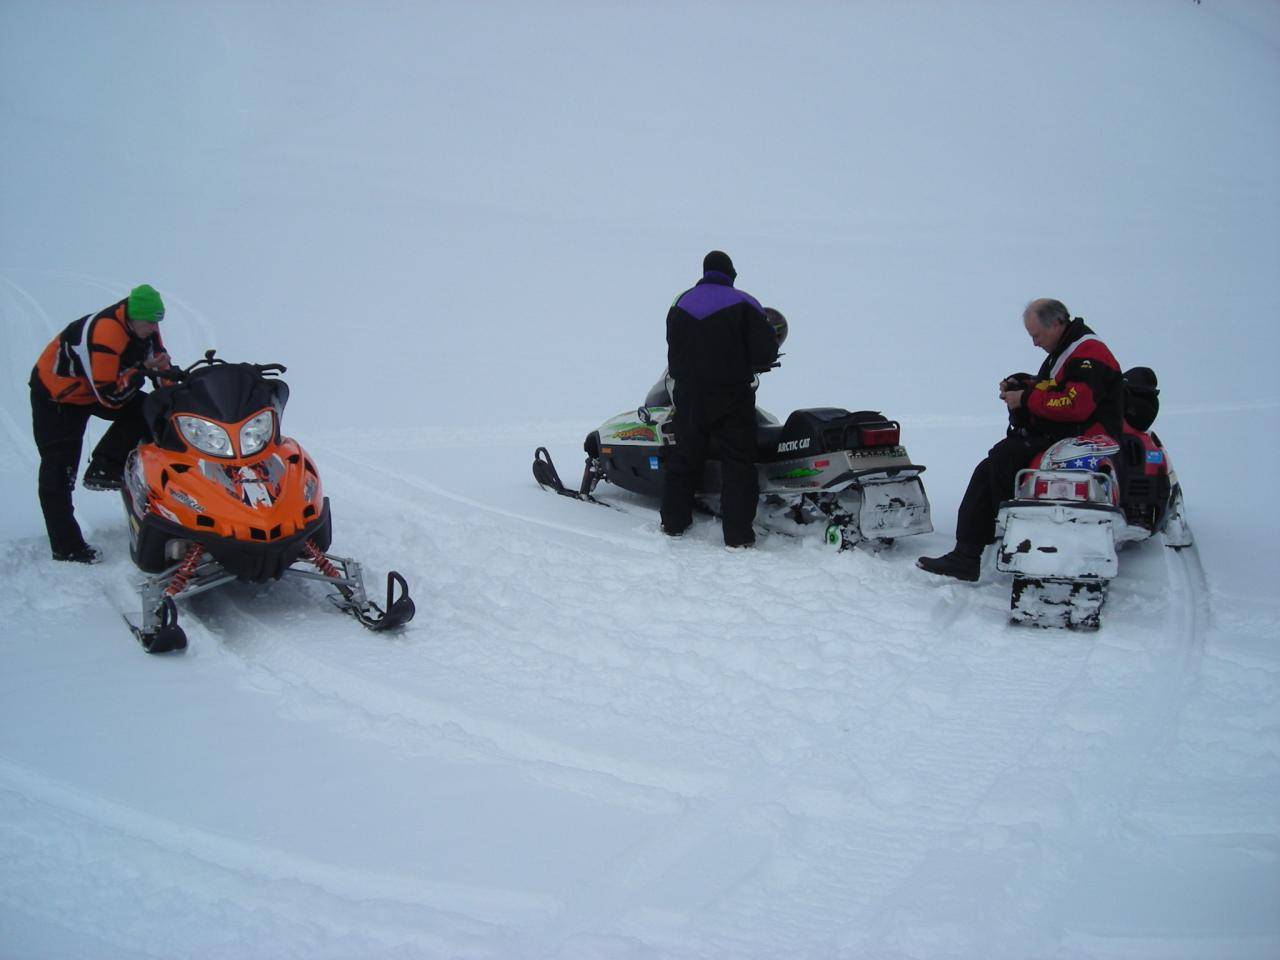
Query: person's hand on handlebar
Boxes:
[{"xmin": 144, "ymin": 351, "xmax": 172, "ymax": 371}]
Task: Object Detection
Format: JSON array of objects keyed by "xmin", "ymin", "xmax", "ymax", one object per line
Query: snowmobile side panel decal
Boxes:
[
  {"xmin": 771, "ymin": 467, "xmax": 822, "ymax": 481},
  {"xmin": 612, "ymin": 424, "xmax": 658, "ymax": 442},
  {"xmin": 169, "ymin": 488, "xmax": 205, "ymax": 513}
]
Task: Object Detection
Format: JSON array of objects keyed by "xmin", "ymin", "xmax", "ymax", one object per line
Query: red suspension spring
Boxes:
[
  {"xmin": 165, "ymin": 543, "xmax": 206, "ymax": 597},
  {"xmin": 303, "ymin": 539, "xmax": 341, "ymax": 579}
]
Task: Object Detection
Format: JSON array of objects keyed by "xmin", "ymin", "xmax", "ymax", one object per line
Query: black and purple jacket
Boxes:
[{"xmin": 666, "ymin": 271, "xmax": 777, "ymax": 392}]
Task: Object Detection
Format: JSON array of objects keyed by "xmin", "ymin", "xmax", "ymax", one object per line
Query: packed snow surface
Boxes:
[{"xmin": 2, "ymin": 2, "xmax": 1278, "ymax": 958}]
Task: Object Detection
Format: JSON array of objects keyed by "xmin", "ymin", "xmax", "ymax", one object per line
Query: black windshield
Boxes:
[{"xmin": 145, "ymin": 363, "xmax": 289, "ymax": 453}]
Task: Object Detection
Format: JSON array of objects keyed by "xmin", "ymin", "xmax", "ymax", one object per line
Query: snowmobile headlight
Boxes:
[
  {"xmin": 176, "ymin": 415, "xmax": 233, "ymax": 457},
  {"xmin": 239, "ymin": 410, "xmax": 275, "ymax": 456}
]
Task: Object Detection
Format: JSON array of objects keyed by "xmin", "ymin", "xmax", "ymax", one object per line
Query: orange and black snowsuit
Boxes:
[
  {"xmin": 33, "ymin": 298, "xmax": 166, "ymax": 408},
  {"xmin": 29, "ymin": 299, "xmax": 167, "ymax": 554}
]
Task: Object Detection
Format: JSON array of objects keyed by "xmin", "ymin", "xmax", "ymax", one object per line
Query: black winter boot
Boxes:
[
  {"xmin": 917, "ymin": 543, "xmax": 983, "ymax": 582},
  {"xmin": 52, "ymin": 543, "xmax": 101, "ymax": 564},
  {"xmin": 83, "ymin": 459, "xmax": 123, "ymax": 491}
]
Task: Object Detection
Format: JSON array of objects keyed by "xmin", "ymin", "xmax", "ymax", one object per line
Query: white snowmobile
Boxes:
[
  {"xmin": 993, "ymin": 367, "xmax": 1192, "ymax": 629},
  {"xmin": 532, "ymin": 312, "xmax": 932, "ymax": 549}
]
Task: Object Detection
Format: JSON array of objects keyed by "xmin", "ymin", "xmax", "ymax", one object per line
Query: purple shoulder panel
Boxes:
[{"xmin": 677, "ymin": 284, "xmax": 753, "ymax": 320}]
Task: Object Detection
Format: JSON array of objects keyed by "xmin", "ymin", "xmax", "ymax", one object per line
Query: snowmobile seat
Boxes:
[
  {"xmin": 756, "ymin": 423, "xmax": 786, "ymax": 453},
  {"xmin": 754, "ymin": 408, "xmax": 894, "ymax": 462}
]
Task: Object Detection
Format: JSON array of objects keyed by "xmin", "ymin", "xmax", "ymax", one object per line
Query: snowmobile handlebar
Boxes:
[
  {"xmin": 180, "ymin": 350, "xmax": 288, "ymax": 378},
  {"xmin": 143, "ymin": 351, "xmax": 287, "ymax": 388},
  {"xmin": 144, "ymin": 366, "xmax": 187, "ymax": 384}
]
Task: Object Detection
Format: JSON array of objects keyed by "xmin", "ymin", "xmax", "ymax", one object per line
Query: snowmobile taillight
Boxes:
[
  {"xmin": 858, "ymin": 424, "xmax": 900, "ymax": 447},
  {"xmin": 1032, "ymin": 477, "xmax": 1090, "ymax": 501}
]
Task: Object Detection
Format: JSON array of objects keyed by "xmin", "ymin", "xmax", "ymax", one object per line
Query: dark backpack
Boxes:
[{"xmin": 1123, "ymin": 366, "xmax": 1159, "ymax": 431}]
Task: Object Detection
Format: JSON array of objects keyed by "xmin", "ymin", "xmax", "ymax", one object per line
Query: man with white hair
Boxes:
[{"xmin": 917, "ymin": 298, "xmax": 1124, "ymax": 582}]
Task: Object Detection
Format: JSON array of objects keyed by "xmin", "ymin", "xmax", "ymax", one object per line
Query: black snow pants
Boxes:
[
  {"xmin": 660, "ymin": 384, "xmax": 758, "ymax": 547},
  {"xmin": 955, "ymin": 432, "xmax": 1055, "ymax": 548},
  {"xmin": 29, "ymin": 378, "xmax": 148, "ymax": 554}
]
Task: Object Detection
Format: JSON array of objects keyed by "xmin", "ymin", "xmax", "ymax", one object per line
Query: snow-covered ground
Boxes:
[{"xmin": 2, "ymin": 2, "xmax": 1278, "ymax": 957}]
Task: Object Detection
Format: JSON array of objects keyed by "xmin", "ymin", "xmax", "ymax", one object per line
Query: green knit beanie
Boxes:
[{"xmin": 127, "ymin": 284, "xmax": 165, "ymax": 323}]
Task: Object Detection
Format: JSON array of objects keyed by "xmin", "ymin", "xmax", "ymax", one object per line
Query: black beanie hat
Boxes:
[{"xmin": 703, "ymin": 250, "xmax": 736, "ymax": 279}]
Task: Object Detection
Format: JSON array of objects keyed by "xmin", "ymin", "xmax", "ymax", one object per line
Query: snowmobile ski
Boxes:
[
  {"xmin": 532, "ymin": 446, "xmax": 616, "ymax": 508},
  {"xmin": 124, "ymin": 597, "xmax": 188, "ymax": 654},
  {"xmin": 297, "ymin": 542, "xmax": 416, "ymax": 632}
]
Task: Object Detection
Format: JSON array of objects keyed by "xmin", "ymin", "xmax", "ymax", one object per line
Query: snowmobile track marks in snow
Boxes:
[
  {"xmin": 316, "ymin": 444, "xmax": 663, "ymax": 555},
  {"xmin": 197, "ymin": 587, "xmax": 718, "ymax": 809},
  {"xmin": 0, "ymin": 755, "xmax": 556, "ymax": 940}
]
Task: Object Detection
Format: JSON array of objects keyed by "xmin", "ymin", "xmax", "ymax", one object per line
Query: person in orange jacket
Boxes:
[{"xmin": 29, "ymin": 284, "xmax": 173, "ymax": 563}]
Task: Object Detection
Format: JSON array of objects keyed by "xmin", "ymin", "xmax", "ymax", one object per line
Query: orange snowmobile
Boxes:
[{"xmin": 120, "ymin": 350, "xmax": 415, "ymax": 652}]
